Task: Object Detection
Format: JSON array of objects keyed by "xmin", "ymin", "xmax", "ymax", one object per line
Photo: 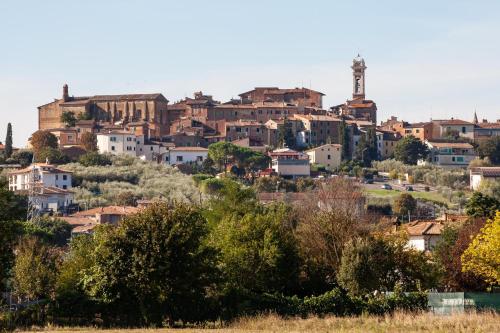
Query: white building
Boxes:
[
  {"xmin": 470, "ymin": 167, "xmax": 500, "ymax": 190},
  {"xmin": 162, "ymin": 147, "xmax": 209, "ymax": 166},
  {"xmin": 34, "ymin": 187, "xmax": 74, "ymax": 213},
  {"xmin": 406, "ymin": 221, "xmax": 444, "ymax": 252},
  {"xmin": 96, "ymin": 131, "xmax": 138, "ymax": 156},
  {"xmin": 269, "ymin": 148, "xmax": 310, "ymax": 178},
  {"xmin": 305, "ymin": 144, "xmax": 342, "ymax": 170},
  {"xmin": 8, "ymin": 163, "xmax": 72, "ymax": 191},
  {"xmin": 420, "ymin": 141, "xmax": 476, "ymax": 168}
]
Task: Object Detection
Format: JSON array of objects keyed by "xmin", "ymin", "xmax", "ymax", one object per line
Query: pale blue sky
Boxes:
[{"xmin": 1, "ymin": 0, "xmax": 499, "ymax": 146}]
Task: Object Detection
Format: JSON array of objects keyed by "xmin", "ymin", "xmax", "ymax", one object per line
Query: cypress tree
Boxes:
[
  {"xmin": 339, "ymin": 119, "xmax": 350, "ymax": 160},
  {"xmin": 4, "ymin": 123, "xmax": 13, "ymax": 158}
]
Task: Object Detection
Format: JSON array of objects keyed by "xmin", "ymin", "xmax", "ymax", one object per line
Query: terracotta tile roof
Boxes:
[
  {"xmin": 470, "ymin": 167, "xmax": 500, "ymax": 177},
  {"xmin": 91, "ymin": 93, "xmax": 167, "ymax": 102},
  {"xmin": 9, "ymin": 164, "xmax": 72, "ymax": 175},
  {"xmin": 225, "ymin": 120, "xmax": 263, "ymax": 127},
  {"xmin": 406, "ymin": 221, "xmax": 444, "ymax": 236},
  {"xmin": 169, "ymin": 146, "xmax": 208, "ymax": 152},
  {"xmin": 433, "ymin": 119, "xmax": 473, "ymax": 126},
  {"xmin": 427, "ymin": 141, "xmax": 474, "ymax": 149},
  {"xmin": 73, "ymin": 206, "xmax": 140, "ymax": 217},
  {"xmin": 239, "ymin": 87, "xmax": 325, "ymax": 97},
  {"xmin": 305, "ymin": 144, "xmax": 342, "ymax": 152},
  {"xmin": 348, "ymin": 102, "xmax": 374, "ymax": 108},
  {"xmin": 477, "ymin": 122, "xmax": 500, "ymax": 129}
]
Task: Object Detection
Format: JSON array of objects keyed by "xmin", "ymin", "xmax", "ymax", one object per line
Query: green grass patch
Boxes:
[{"xmin": 364, "ymin": 188, "xmax": 451, "ymax": 206}]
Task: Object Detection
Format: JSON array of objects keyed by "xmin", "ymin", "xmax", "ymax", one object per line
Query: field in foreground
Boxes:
[{"xmin": 22, "ymin": 312, "xmax": 500, "ymax": 333}]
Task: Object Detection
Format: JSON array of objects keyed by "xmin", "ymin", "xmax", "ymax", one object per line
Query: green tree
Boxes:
[
  {"xmin": 78, "ymin": 151, "xmax": 112, "ymax": 167},
  {"xmin": 83, "ymin": 203, "xmax": 216, "ymax": 325},
  {"xmin": 4, "ymin": 122, "xmax": 13, "ymax": 158},
  {"xmin": 338, "ymin": 235, "xmax": 439, "ymax": 296},
  {"xmin": 30, "ymin": 130, "xmax": 58, "ymax": 156},
  {"xmin": 36, "ymin": 147, "xmax": 70, "ymax": 164},
  {"xmin": 211, "ymin": 203, "xmax": 300, "ymax": 295},
  {"xmin": 60, "ymin": 111, "xmax": 77, "ymax": 127},
  {"xmin": 433, "ymin": 220, "xmax": 488, "ymax": 291},
  {"xmin": 393, "ymin": 193, "xmax": 417, "ymax": 219},
  {"xmin": 462, "ymin": 212, "xmax": 500, "ymax": 287},
  {"xmin": 56, "ymin": 234, "xmax": 95, "ymax": 298},
  {"xmin": 277, "ymin": 120, "xmax": 295, "ymax": 149},
  {"xmin": 0, "ymin": 178, "xmax": 25, "ymax": 289},
  {"xmin": 13, "ymin": 237, "xmax": 60, "ymax": 300},
  {"xmin": 394, "ymin": 135, "xmax": 429, "ymax": 165},
  {"xmin": 465, "ymin": 192, "xmax": 500, "ymax": 219},
  {"xmin": 355, "ymin": 128, "xmax": 377, "ymax": 166},
  {"xmin": 339, "ymin": 119, "xmax": 350, "ymax": 160},
  {"xmin": 23, "ymin": 217, "xmax": 73, "ymax": 247},
  {"xmin": 477, "ymin": 136, "xmax": 500, "ymax": 165},
  {"xmin": 10, "ymin": 149, "xmax": 33, "ymax": 167},
  {"xmin": 79, "ymin": 132, "xmax": 98, "ymax": 152},
  {"xmin": 208, "ymin": 142, "xmax": 236, "ymax": 172}
]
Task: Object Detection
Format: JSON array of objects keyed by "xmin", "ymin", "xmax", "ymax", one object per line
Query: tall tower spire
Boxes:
[
  {"xmin": 352, "ymin": 54, "xmax": 366, "ymax": 100},
  {"xmin": 473, "ymin": 109, "xmax": 478, "ymax": 124}
]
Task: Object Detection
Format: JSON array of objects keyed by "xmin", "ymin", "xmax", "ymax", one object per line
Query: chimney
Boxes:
[
  {"xmin": 482, "ymin": 119, "xmax": 488, "ymax": 123},
  {"xmin": 62, "ymin": 84, "xmax": 69, "ymax": 102}
]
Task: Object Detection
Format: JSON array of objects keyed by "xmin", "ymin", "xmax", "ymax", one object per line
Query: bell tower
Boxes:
[
  {"xmin": 62, "ymin": 83, "xmax": 69, "ymax": 102},
  {"xmin": 352, "ymin": 54, "xmax": 366, "ymax": 100}
]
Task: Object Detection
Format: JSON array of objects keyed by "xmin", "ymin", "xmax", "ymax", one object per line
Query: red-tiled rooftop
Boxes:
[
  {"xmin": 73, "ymin": 206, "xmax": 140, "ymax": 217},
  {"xmin": 406, "ymin": 221, "xmax": 444, "ymax": 236}
]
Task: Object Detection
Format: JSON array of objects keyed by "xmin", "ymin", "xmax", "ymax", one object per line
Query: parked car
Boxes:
[
  {"xmin": 381, "ymin": 184, "xmax": 392, "ymax": 190},
  {"xmin": 362, "ymin": 178, "xmax": 374, "ymax": 184},
  {"xmin": 406, "ymin": 186, "xmax": 414, "ymax": 192}
]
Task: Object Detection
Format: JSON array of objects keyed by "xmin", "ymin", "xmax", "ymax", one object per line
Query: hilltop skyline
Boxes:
[{"xmin": 1, "ymin": 0, "xmax": 499, "ymax": 146}]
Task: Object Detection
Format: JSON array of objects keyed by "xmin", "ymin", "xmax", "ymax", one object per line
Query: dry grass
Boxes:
[{"xmin": 20, "ymin": 311, "xmax": 500, "ymax": 333}]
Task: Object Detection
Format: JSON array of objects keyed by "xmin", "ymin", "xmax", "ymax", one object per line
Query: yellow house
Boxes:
[{"xmin": 305, "ymin": 144, "xmax": 342, "ymax": 170}]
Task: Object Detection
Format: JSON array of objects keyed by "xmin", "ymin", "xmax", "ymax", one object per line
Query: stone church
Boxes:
[{"xmin": 38, "ymin": 85, "xmax": 170, "ymax": 138}]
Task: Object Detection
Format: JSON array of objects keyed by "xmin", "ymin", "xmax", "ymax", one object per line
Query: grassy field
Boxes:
[
  {"xmin": 364, "ymin": 188, "xmax": 451, "ymax": 206},
  {"xmin": 21, "ymin": 312, "xmax": 500, "ymax": 333}
]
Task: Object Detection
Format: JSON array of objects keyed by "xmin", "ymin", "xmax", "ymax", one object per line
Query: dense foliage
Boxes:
[{"xmin": 393, "ymin": 136, "xmax": 429, "ymax": 165}]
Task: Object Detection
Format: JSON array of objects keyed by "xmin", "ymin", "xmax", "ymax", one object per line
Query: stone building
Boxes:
[
  {"xmin": 38, "ymin": 84, "xmax": 170, "ymax": 138},
  {"xmin": 238, "ymin": 87, "xmax": 324, "ymax": 108}
]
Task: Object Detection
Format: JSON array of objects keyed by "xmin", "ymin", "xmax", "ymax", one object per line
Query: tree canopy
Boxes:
[
  {"xmin": 394, "ymin": 135, "xmax": 429, "ymax": 165},
  {"xmin": 461, "ymin": 212, "xmax": 500, "ymax": 287},
  {"xmin": 477, "ymin": 136, "xmax": 500, "ymax": 165},
  {"xmin": 60, "ymin": 111, "xmax": 77, "ymax": 127},
  {"xmin": 30, "ymin": 130, "xmax": 58, "ymax": 156}
]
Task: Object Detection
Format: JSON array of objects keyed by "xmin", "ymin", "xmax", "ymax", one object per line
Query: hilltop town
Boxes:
[{"xmin": 0, "ymin": 55, "xmax": 499, "ymax": 329}]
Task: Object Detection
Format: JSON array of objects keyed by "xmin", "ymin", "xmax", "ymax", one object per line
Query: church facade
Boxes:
[{"xmin": 38, "ymin": 85, "xmax": 170, "ymax": 138}]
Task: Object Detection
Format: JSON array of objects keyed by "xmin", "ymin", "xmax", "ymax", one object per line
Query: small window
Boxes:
[
  {"xmin": 177, "ymin": 156, "xmax": 183, "ymax": 162},
  {"xmin": 63, "ymin": 175, "xmax": 67, "ymax": 180},
  {"xmin": 165, "ymin": 156, "xmax": 169, "ymax": 161},
  {"xmin": 56, "ymin": 175, "xmax": 59, "ymax": 180},
  {"xmin": 197, "ymin": 156, "xmax": 203, "ymax": 161},
  {"xmin": 111, "ymin": 146, "xmax": 115, "ymax": 151},
  {"xmin": 462, "ymin": 126, "xmax": 466, "ymax": 133},
  {"xmin": 110, "ymin": 137, "xmax": 117, "ymax": 142},
  {"xmin": 63, "ymin": 185, "xmax": 67, "ymax": 189},
  {"xmin": 327, "ymin": 154, "xmax": 331, "ymax": 160}
]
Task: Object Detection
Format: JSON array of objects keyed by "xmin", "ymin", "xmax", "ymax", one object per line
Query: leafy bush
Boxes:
[{"xmin": 78, "ymin": 152, "xmax": 112, "ymax": 167}]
